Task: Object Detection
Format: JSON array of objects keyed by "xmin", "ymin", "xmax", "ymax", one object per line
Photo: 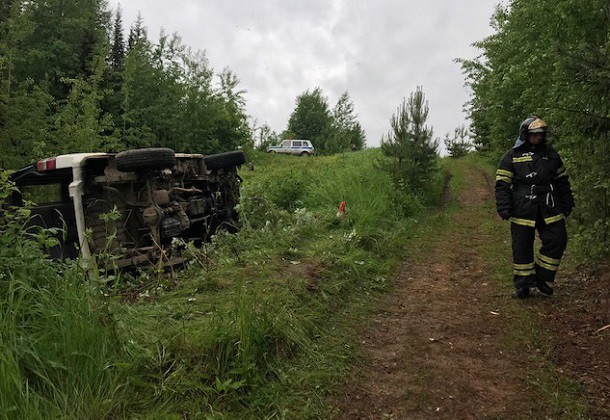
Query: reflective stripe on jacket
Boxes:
[{"xmin": 495, "ymin": 143, "xmax": 574, "ymax": 225}]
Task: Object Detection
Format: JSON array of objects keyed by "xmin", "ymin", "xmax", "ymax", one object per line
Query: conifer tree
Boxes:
[
  {"xmin": 381, "ymin": 86, "xmax": 438, "ymax": 191},
  {"xmin": 444, "ymin": 125, "xmax": 472, "ymax": 158},
  {"xmin": 128, "ymin": 13, "xmax": 146, "ymax": 50},
  {"xmin": 328, "ymin": 91, "xmax": 366, "ymax": 152},
  {"xmin": 110, "ymin": 7, "xmax": 125, "ymax": 70}
]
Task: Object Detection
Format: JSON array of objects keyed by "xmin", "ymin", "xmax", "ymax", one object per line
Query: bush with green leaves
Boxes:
[{"xmin": 460, "ymin": 0, "xmax": 610, "ymax": 260}]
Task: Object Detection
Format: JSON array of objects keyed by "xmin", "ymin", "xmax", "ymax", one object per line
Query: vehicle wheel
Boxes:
[
  {"xmin": 204, "ymin": 150, "xmax": 246, "ymax": 170},
  {"xmin": 115, "ymin": 148, "xmax": 176, "ymax": 172},
  {"xmin": 300, "ymin": 151, "xmax": 310, "ymax": 157},
  {"xmin": 268, "ymin": 150, "xmax": 276, "ymax": 154}
]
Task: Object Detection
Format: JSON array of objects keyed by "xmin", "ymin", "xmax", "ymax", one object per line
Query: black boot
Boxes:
[
  {"xmin": 535, "ymin": 279, "xmax": 553, "ymax": 296},
  {"xmin": 512, "ymin": 287, "xmax": 530, "ymax": 299}
]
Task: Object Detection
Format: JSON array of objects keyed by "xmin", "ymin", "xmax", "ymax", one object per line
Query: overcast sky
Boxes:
[{"xmin": 107, "ymin": 0, "xmax": 499, "ymax": 150}]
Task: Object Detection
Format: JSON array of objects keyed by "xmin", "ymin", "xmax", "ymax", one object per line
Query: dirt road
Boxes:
[{"xmin": 334, "ymin": 166, "xmax": 588, "ymax": 418}]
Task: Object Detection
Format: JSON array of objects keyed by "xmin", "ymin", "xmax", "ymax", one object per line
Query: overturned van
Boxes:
[{"xmin": 6, "ymin": 148, "xmax": 246, "ymax": 268}]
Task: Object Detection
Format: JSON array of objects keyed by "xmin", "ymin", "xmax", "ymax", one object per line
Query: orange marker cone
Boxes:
[{"xmin": 336, "ymin": 201, "xmax": 346, "ymax": 219}]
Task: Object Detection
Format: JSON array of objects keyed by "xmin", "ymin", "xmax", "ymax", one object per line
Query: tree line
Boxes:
[
  {"xmin": 0, "ymin": 0, "xmax": 254, "ymax": 169},
  {"xmin": 460, "ymin": 0, "xmax": 610, "ymax": 258},
  {"xmin": 0, "ymin": 0, "xmax": 452, "ymax": 213},
  {"xmin": 0, "ymin": 0, "xmax": 375, "ymax": 170},
  {"xmin": 255, "ymin": 87, "xmax": 367, "ymax": 154}
]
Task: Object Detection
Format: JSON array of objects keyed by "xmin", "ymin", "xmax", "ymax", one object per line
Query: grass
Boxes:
[
  {"xmin": 0, "ymin": 208, "xmax": 132, "ymax": 419},
  {"xmin": 1, "ymin": 153, "xmax": 591, "ymax": 418},
  {"xmin": 107, "ymin": 149, "xmax": 432, "ymax": 417},
  {"xmin": 0, "ymin": 150, "xmax": 433, "ymax": 418}
]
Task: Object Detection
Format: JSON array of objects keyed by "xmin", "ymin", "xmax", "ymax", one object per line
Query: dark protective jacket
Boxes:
[{"xmin": 495, "ymin": 142, "xmax": 574, "ymax": 227}]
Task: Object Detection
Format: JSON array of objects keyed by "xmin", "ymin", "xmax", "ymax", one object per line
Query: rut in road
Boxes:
[{"xmin": 335, "ymin": 167, "xmax": 537, "ymax": 419}]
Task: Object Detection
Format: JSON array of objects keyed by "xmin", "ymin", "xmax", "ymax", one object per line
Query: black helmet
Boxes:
[{"xmin": 518, "ymin": 116, "xmax": 548, "ymax": 141}]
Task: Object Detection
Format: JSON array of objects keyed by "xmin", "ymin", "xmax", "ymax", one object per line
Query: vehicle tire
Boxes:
[
  {"xmin": 300, "ymin": 151, "xmax": 310, "ymax": 157},
  {"xmin": 268, "ymin": 150, "xmax": 276, "ymax": 154},
  {"xmin": 204, "ymin": 150, "xmax": 246, "ymax": 170},
  {"xmin": 115, "ymin": 148, "xmax": 176, "ymax": 172}
]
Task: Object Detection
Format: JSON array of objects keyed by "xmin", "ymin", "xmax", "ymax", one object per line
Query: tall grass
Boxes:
[
  {"xmin": 1, "ymin": 150, "xmax": 445, "ymax": 418},
  {"xmin": 243, "ymin": 149, "xmax": 406, "ymax": 232},
  {"xmin": 0, "ymin": 175, "xmax": 131, "ymax": 419},
  {"xmin": 303, "ymin": 151, "xmax": 403, "ymax": 233},
  {"xmin": 105, "ymin": 150, "xmax": 442, "ymax": 416}
]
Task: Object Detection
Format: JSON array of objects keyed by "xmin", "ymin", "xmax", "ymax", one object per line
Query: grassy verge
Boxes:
[
  {"xmin": 0, "ymin": 150, "xmax": 445, "ymax": 418},
  {"xmin": 0, "ymin": 175, "xmax": 131, "ymax": 419},
  {"xmin": 2, "ymin": 153, "xmax": 591, "ymax": 418},
  {"xmin": 107, "ymin": 149, "xmax": 448, "ymax": 417}
]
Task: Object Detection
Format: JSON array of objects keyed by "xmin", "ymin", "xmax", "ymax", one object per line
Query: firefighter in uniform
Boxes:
[{"xmin": 495, "ymin": 117, "xmax": 574, "ymax": 298}]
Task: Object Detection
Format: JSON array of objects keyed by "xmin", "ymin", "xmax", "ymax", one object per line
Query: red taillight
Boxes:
[{"xmin": 37, "ymin": 157, "xmax": 57, "ymax": 171}]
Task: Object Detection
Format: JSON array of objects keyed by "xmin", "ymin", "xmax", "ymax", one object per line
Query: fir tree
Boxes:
[{"xmin": 381, "ymin": 86, "xmax": 438, "ymax": 191}]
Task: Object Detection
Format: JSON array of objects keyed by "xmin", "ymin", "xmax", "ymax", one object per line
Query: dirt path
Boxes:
[
  {"xmin": 334, "ymin": 167, "xmax": 541, "ymax": 419},
  {"xmin": 543, "ymin": 267, "xmax": 610, "ymax": 418}
]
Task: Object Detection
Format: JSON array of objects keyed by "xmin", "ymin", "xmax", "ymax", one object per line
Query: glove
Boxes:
[{"xmin": 498, "ymin": 211, "xmax": 510, "ymax": 221}]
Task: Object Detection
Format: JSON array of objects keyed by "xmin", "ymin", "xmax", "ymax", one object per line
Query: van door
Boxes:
[
  {"xmin": 13, "ymin": 173, "xmax": 79, "ymax": 259},
  {"xmin": 291, "ymin": 140, "xmax": 302, "ymax": 154}
]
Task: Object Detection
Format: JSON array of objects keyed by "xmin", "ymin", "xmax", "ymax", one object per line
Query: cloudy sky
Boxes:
[{"xmin": 107, "ymin": 0, "xmax": 499, "ymax": 150}]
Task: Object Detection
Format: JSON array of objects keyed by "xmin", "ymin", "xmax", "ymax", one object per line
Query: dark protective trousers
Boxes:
[{"xmin": 511, "ymin": 217, "xmax": 568, "ymax": 289}]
